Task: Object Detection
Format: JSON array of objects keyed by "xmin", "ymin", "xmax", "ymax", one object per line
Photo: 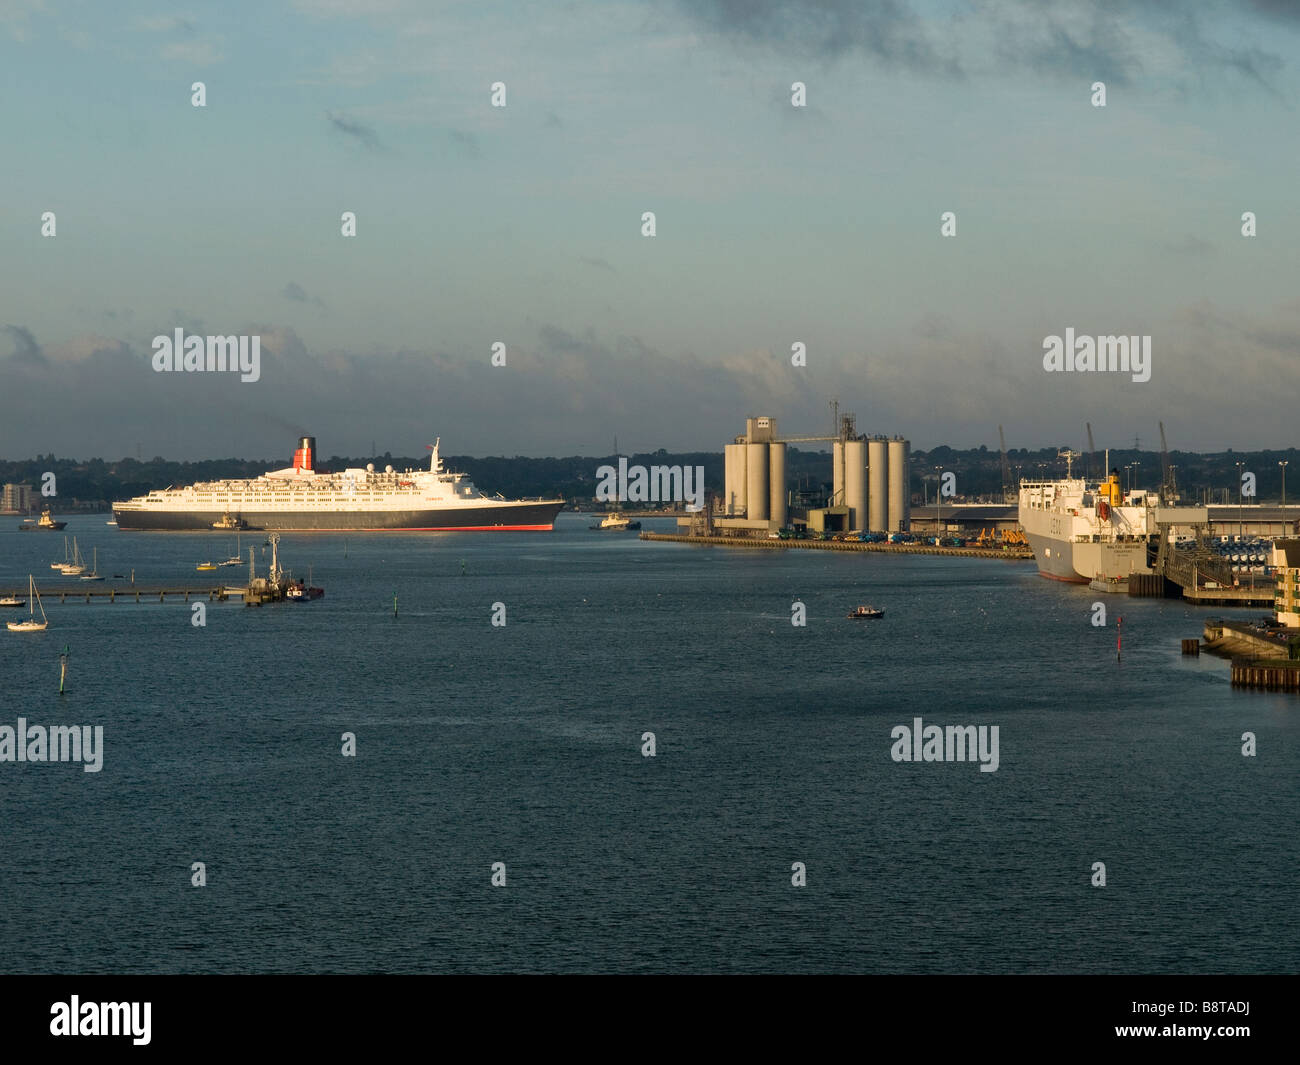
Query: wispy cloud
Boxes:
[
  {"xmin": 447, "ymin": 129, "xmax": 481, "ymax": 157},
  {"xmin": 137, "ymin": 14, "xmax": 197, "ymax": 34},
  {"xmin": 326, "ymin": 111, "xmax": 384, "ymax": 151},
  {"xmin": 282, "ymin": 282, "xmax": 327, "ymax": 308},
  {"xmin": 160, "ymin": 38, "xmax": 223, "ymax": 65},
  {"xmin": 1163, "ymin": 234, "xmax": 1215, "ymax": 256},
  {"xmin": 3, "ymin": 324, "xmax": 47, "ymax": 366},
  {"xmin": 670, "ymin": 0, "xmax": 1293, "ymax": 96}
]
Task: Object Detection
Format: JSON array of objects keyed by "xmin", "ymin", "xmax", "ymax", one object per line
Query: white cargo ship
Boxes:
[
  {"xmin": 113, "ymin": 436, "xmax": 564, "ymax": 532},
  {"xmin": 1018, "ymin": 451, "xmax": 1155, "ymax": 583}
]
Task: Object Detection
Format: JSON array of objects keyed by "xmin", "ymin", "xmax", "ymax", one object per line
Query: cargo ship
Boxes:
[
  {"xmin": 1018, "ymin": 451, "xmax": 1155, "ymax": 583},
  {"xmin": 113, "ymin": 436, "xmax": 564, "ymax": 532}
]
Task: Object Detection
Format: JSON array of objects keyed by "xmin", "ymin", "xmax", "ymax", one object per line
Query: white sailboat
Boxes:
[
  {"xmin": 80, "ymin": 547, "xmax": 104, "ymax": 580},
  {"xmin": 51, "ymin": 535, "xmax": 71, "ymax": 570},
  {"xmin": 56, "ymin": 537, "xmax": 86, "ymax": 576},
  {"xmin": 220, "ymin": 534, "xmax": 243, "ymax": 567},
  {"xmin": 7, "ymin": 575, "xmax": 48, "ymax": 632}
]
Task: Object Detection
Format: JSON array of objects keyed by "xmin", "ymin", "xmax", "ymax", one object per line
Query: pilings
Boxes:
[{"xmin": 1231, "ymin": 659, "xmax": 1300, "ymax": 691}]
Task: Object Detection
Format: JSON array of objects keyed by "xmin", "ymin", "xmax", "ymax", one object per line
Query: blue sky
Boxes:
[{"xmin": 2, "ymin": 0, "xmax": 1298, "ymax": 459}]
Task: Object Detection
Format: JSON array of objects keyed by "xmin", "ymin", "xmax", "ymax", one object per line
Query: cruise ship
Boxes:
[
  {"xmin": 113, "ymin": 437, "xmax": 565, "ymax": 532},
  {"xmin": 1018, "ymin": 451, "xmax": 1155, "ymax": 582}
]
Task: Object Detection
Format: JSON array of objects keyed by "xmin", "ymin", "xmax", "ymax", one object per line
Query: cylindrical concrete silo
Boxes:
[
  {"xmin": 768, "ymin": 443, "xmax": 787, "ymax": 528},
  {"xmin": 845, "ymin": 439, "xmax": 867, "ymax": 532},
  {"xmin": 832, "ymin": 441, "xmax": 845, "ymax": 509},
  {"xmin": 724, "ymin": 442, "xmax": 748, "ymax": 516},
  {"xmin": 888, "ymin": 438, "xmax": 910, "ymax": 532},
  {"xmin": 746, "ymin": 443, "xmax": 769, "ymax": 522},
  {"xmin": 867, "ymin": 438, "xmax": 889, "ymax": 532}
]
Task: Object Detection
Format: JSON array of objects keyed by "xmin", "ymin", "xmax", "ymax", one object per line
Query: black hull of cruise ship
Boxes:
[{"xmin": 113, "ymin": 501, "xmax": 564, "ymax": 532}]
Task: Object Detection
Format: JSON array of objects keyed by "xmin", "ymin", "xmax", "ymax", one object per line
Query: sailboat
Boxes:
[
  {"xmin": 56, "ymin": 537, "xmax": 86, "ymax": 576},
  {"xmin": 220, "ymin": 534, "xmax": 243, "ymax": 567},
  {"xmin": 80, "ymin": 547, "xmax": 104, "ymax": 580},
  {"xmin": 7, "ymin": 576, "xmax": 48, "ymax": 631},
  {"xmin": 52, "ymin": 536, "xmax": 71, "ymax": 571}
]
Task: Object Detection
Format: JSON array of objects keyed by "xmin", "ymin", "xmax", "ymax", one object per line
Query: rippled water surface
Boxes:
[{"xmin": 1, "ymin": 515, "xmax": 1295, "ymax": 972}]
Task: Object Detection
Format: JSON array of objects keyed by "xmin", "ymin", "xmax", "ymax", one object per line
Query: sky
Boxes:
[{"xmin": 1, "ymin": 0, "xmax": 1298, "ymax": 460}]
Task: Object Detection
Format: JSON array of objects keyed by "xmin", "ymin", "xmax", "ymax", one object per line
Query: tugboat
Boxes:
[
  {"xmin": 286, "ymin": 565, "xmax": 324, "ymax": 601},
  {"xmin": 285, "ymin": 580, "xmax": 324, "ymax": 602},
  {"xmin": 212, "ymin": 513, "xmax": 247, "ymax": 530},
  {"xmin": 590, "ymin": 512, "xmax": 642, "ymax": 531},
  {"xmin": 847, "ymin": 604, "xmax": 885, "ymax": 619},
  {"xmin": 18, "ymin": 507, "xmax": 67, "ymax": 531}
]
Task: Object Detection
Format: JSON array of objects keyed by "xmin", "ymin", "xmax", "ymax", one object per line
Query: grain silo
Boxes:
[
  {"xmin": 845, "ymin": 439, "xmax": 867, "ymax": 532},
  {"xmin": 832, "ymin": 440, "xmax": 845, "ymax": 508},
  {"xmin": 887, "ymin": 438, "xmax": 910, "ymax": 532},
  {"xmin": 724, "ymin": 441, "xmax": 748, "ymax": 516},
  {"xmin": 768, "ymin": 442, "xmax": 787, "ymax": 528},
  {"xmin": 746, "ymin": 442, "xmax": 769, "ymax": 522},
  {"xmin": 867, "ymin": 437, "xmax": 889, "ymax": 532}
]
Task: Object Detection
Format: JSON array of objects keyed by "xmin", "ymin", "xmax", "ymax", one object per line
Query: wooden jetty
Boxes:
[{"xmin": 0, "ymin": 584, "xmax": 235, "ymax": 603}]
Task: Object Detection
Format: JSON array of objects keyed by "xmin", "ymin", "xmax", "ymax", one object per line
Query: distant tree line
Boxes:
[{"xmin": 1, "ymin": 444, "xmax": 1296, "ymax": 507}]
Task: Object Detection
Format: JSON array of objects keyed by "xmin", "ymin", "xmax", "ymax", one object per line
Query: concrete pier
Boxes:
[{"xmin": 638, "ymin": 531, "xmax": 1033, "ymax": 560}]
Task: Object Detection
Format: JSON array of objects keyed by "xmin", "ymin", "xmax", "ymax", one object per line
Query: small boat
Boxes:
[
  {"xmin": 105, "ymin": 519, "xmax": 117, "ymax": 526},
  {"xmin": 196, "ymin": 562, "xmax": 218, "ymax": 572},
  {"xmin": 79, "ymin": 547, "xmax": 105, "ymax": 580},
  {"xmin": 212, "ymin": 513, "xmax": 247, "ymax": 530},
  {"xmin": 0, "ymin": 594, "xmax": 26, "ymax": 608},
  {"xmin": 847, "ymin": 605, "xmax": 884, "ymax": 619},
  {"xmin": 590, "ymin": 513, "xmax": 642, "ymax": 531},
  {"xmin": 18, "ymin": 507, "xmax": 66, "ymax": 531},
  {"xmin": 7, "ymin": 576, "xmax": 48, "ymax": 631}
]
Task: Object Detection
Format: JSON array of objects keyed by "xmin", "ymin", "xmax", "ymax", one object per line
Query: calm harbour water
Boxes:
[{"xmin": 1, "ymin": 514, "xmax": 1296, "ymax": 973}]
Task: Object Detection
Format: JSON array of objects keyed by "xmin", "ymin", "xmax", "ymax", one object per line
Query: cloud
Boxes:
[
  {"xmin": 670, "ymin": 0, "xmax": 1292, "ymax": 95},
  {"xmin": 3, "ymin": 324, "xmax": 46, "ymax": 365},
  {"xmin": 578, "ymin": 257, "xmax": 617, "ymax": 274},
  {"xmin": 137, "ymin": 14, "xmax": 197, "ymax": 34},
  {"xmin": 326, "ymin": 111, "xmax": 383, "ymax": 151},
  {"xmin": 447, "ymin": 129, "xmax": 481, "ymax": 157},
  {"xmin": 1163, "ymin": 234, "xmax": 1215, "ymax": 256},
  {"xmin": 543, "ymin": 111, "xmax": 563, "ymax": 128},
  {"xmin": 282, "ymin": 282, "xmax": 327, "ymax": 308},
  {"xmin": 673, "ymin": 0, "xmax": 960, "ymax": 75},
  {"xmin": 0, "ymin": 0, "xmax": 46, "ymax": 42},
  {"xmin": 160, "ymin": 38, "xmax": 223, "ymax": 65},
  {"xmin": 3, "ymin": 301, "xmax": 1299, "ymax": 459}
]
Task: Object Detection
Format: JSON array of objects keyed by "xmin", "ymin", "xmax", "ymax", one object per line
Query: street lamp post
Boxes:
[
  {"xmin": 936, "ymin": 465, "xmax": 944, "ymax": 540},
  {"xmin": 1280, "ymin": 461, "xmax": 1289, "ymax": 538},
  {"xmin": 1235, "ymin": 461, "xmax": 1245, "ymax": 541}
]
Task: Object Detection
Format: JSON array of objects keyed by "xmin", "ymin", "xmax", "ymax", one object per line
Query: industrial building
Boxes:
[{"xmin": 712, "ymin": 414, "xmax": 911, "ymax": 537}]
